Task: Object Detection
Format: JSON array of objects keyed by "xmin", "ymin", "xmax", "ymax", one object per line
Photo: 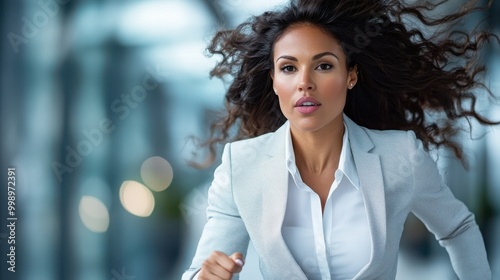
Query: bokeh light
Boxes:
[
  {"xmin": 79, "ymin": 196, "xmax": 110, "ymax": 233},
  {"xmin": 80, "ymin": 176, "xmax": 113, "ymax": 208},
  {"xmin": 140, "ymin": 156, "xmax": 174, "ymax": 192},
  {"xmin": 119, "ymin": 180, "xmax": 155, "ymax": 217}
]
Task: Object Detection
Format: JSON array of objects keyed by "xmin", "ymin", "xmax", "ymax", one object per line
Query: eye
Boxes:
[
  {"xmin": 280, "ymin": 65, "xmax": 296, "ymax": 73},
  {"xmin": 316, "ymin": 63, "xmax": 333, "ymax": 71}
]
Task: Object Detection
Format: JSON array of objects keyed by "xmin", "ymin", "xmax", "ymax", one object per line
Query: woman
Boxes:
[{"xmin": 184, "ymin": 0, "xmax": 497, "ymax": 279}]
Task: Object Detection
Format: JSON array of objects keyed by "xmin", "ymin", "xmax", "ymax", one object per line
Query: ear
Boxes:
[{"xmin": 347, "ymin": 65, "xmax": 358, "ymax": 89}]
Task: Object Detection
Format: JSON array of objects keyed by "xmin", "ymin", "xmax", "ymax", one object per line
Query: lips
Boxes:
[
  {"xmin": 294, "ymin": 97, "xmax": 321, "ymax": 114},
  {"xmin": 295, "ymin": 97, "xmax": 321, "ymax": 107}
]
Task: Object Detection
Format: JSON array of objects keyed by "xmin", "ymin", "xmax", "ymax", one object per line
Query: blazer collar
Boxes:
[
  {"xmin": 266, "ymin": 114, "xmax": 375, "ymax": 156},
  {"xmin": 264, "ymin": 121, "xmax": 288, "ymax": 158},
  {"xmin": 344, "ymin": 114, "xmax": 375, "ymax": 152}
]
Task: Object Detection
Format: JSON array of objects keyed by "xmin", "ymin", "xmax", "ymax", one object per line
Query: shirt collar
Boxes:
[{"xmin": 284, "ymin": 120, "xmax": 360, "ymax": 189}]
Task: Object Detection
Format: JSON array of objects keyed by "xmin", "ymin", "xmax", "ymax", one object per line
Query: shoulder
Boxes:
[
  {"xmin": 360, "ymin": 126, "xmax": 435, "ymax": 184},
  {"xmin": 216, "ymin": 131, "xmax": 277, "ymax": 176},
  {"xmin": 227, "ymin": 123, "xmax": 286, "ymax": 161},
  {"xmin": 360, "ymin": 126, "xmax": 409, "ymax": 142},
  {"xmin": 353, "ymin": 124, "xmax": 420, "ymax": 155},
  {"xmin": 221, "ymin": 131, "xmax": 277, "ymax": 168},
  {"xmin": 369, "ymin": 127, "xmax": 415, "ymax": 146},
  {"xmin": 344, "ymin": 115, "xmax": 421, "ymax": 155}
]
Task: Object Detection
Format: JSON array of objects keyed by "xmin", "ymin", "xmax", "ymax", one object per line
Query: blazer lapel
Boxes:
[
  {"xmin": 345, "ymin": 116, "xmax": 387, "ymax": 278},
  {"xmin": 235, "ymin": 122, "xmax": 307, "ymax": 279}
]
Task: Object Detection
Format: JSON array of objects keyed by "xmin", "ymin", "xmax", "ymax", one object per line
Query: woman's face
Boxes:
[{"xmin": 271, "ymin": 24, "xmax": 357, "ymax": 134}]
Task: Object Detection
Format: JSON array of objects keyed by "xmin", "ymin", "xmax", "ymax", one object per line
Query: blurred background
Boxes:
[{"xmin": 0, "ymin": 0, "xmax": 499, "ymax": 279}]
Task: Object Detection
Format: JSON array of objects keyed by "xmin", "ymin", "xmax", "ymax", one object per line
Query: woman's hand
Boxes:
[{"xmin": 198, "ymin": 251, "xmax": 244, "ymax": 280}]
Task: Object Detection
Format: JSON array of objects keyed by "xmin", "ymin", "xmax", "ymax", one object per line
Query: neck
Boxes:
[{"xmin": 290, "ymin": 119, "xmax": 345, "ymax": 174}]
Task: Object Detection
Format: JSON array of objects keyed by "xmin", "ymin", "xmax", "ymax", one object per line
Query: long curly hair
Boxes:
[{"xmin": 197, "ymin": 0, "xmax": 499, "ymax": 167}]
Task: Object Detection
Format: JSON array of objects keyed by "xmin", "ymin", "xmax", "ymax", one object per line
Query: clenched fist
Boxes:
[{"xmin": 198, "ymin": 251, "xmax": 245, "ymax": 280}]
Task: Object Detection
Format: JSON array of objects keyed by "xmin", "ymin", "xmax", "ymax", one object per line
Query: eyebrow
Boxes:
[{"xmin": 275, "ymin": 52, "xmax": 339, "ymax": 62}]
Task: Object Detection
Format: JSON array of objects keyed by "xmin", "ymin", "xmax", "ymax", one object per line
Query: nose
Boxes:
[{"xmin": 298, "ymin": 71, "xmax": 316, "ymax": 92}]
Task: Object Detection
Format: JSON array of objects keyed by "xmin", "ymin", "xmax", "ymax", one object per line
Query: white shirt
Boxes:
[{"xmin": 282, "ymin": 121, "xmax": 372, "ymax": 280}]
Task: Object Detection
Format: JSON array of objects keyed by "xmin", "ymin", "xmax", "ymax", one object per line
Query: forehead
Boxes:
[{"xmin": 273, "ymin": 24, "xmax": 345, "ymax": 59}]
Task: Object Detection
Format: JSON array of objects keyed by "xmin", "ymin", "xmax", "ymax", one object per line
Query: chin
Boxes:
[
  {"xmin": 289, "ymin": 113, "xmax": 344, "ymax": 133},
  {"xmin": 290, "ymin": 118, "xmax": 327, "ymax": 132}
]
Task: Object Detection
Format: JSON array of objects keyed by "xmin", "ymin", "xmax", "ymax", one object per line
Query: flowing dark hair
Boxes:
[{"xmin": 196, "ymin": 0, "xmax": 499, "ymax": 167}]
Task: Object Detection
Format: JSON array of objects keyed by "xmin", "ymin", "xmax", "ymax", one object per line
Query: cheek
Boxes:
[
  {"xmin": 273, "ymin": 76, "xmax": 287, "ymax": 89},
  {"xmin": 273, "ymin": 80, "xmax": 293, "ymax": 100},
  {"xmin": 322, "ymin": 75, "xmax": 347, "ymax": 89},
  {"xmin": 322, "ymin": 78, "xmax": 348, "ymax": 97}
]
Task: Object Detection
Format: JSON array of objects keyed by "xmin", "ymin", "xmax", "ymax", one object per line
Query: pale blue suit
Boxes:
[{"xmin": 183, "ymin": 116, "xmax": 491, "ymax": 279}]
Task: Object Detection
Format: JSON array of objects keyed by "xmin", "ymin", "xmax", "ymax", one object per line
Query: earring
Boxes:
[{"xmin": 349, "ymin": 83, "xmax": 354, "ymax": 89}]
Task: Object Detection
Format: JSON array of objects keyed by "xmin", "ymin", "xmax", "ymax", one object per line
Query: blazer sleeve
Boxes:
[
  {"xmin": 182, "ymin": 143, "xmax": 250, "ymax": 280},
  {"xmin": 407, "ymin": 131, "xmax": 491, "ymax": 280}
]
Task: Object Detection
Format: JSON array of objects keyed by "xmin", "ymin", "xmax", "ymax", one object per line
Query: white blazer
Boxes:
[{"xmin": 183, "ymin": 116, "xmax": 491, "ymax": 279}]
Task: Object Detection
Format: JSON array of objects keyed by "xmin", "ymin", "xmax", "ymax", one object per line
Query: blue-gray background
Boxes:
[{"xmin": 1, "ymin": 0, "xmax": 499, "ymax": 279}]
